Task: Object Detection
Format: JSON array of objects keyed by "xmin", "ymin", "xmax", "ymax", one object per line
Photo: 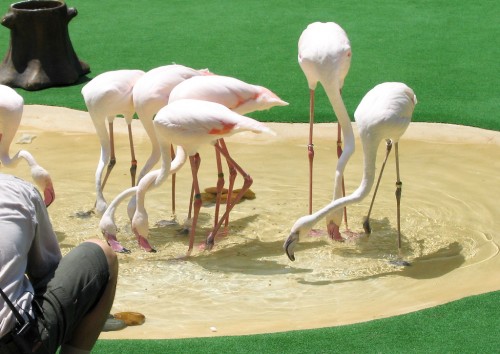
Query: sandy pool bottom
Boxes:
[{"xmin": 9, "ymin": 105, "xmax": 500, "ymax": 339}]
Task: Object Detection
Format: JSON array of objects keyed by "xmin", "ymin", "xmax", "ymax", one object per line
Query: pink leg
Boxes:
[
  {"xmin": 308, "ymin": 89, "xmax": 315, "ymax": 215},
  {"xmin": 187, "ymin": 154, "xmax": 202, "ymax": 255},
  {"xmin": 101, "ymin": 122, "xmax": 116, "ymax": 190},
  {"xmin": 205, "ymin": 144, "xmax": 252, "ymax": 249},
  {"xmin": 187, "ymin": 153, "xmax": 200, "ymax": 220},
  {"xmin": 127, "ymin": 123, "xmax": 137, "ymax": 187},
  {"xmin": 218, "ymin": 139, "xmax": 237, "ymax": 228},
  {"xmin": 170, "ymin": 144, "xmax": 176, "ymax": 215},
  {"xmin": 213, "ymin": 140, "xmax": 225, "ymax": 229},
  {"xmin": 336, "ymin": 123, "xmax": 348, "ymax": 230}
]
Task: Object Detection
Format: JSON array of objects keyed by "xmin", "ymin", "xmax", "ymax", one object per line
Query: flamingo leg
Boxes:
[
  {"xmin": 336, "ymin": 123, "xmax": 348, "ymax": 229},
  {"xmin": 219, "ymin": 138, "xmax": 237, "ymax": 228},
  {"xmin": 127, "ymin": 123, "xmax": 137, "ymax": 187},
  {"xmin": 308, "ymin": 88, "xmax": 315, "ymax": 215},
  {"xmin": 213, "ymin": 140, "xmax": 225, "ymax": 229},
  {"xmin": 187, "ymin": 153, "xmax": 200, "ymax": 220},
  {"xmin": 170, "ymin": 144, "xmax": 176, "ymax": 216},
  {"xmin": 187, "ymin": 154, "xmax": 202, "ymax": 256},
  {"xmin": 205, "ymin": 144, "xmax": 253, "ymax": 250},
  {"xmin": 394, "ymin": 142, "xmax": 402, "ymax": 249},
  {"xmin": 363, "ymin": 139, "xmax": 393, "ymax": 235},
  {"xmin": 101, "ymin": 122, "xmax": 116, "ymax": 190}
]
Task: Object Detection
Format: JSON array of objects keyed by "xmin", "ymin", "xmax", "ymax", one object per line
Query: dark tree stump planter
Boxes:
[{"xmin": 0, "ymin": 0, "xmax": 90, "ymax": 91}]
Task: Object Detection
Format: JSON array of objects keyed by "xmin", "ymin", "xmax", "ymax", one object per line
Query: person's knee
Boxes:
[{"xmin": 84, "ymin": 239, "xmax": 118, "ymax": 278}]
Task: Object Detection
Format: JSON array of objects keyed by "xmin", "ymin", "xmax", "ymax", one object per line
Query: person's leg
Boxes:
[{"xmin": 60, "ymin": 239, "xmax": 118, "ymax": 353}]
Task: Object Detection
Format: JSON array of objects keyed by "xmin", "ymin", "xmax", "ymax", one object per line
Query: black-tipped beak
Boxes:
[{"xmin": 284, "ymin": 232, "xmax": 298, "ymax": 262}]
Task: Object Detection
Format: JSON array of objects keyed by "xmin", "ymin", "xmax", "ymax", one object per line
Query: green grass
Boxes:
[
  {"xmin": 1, "ymin": 0, "xmax": 498, "ymax": 130},
  {"xmin": 2, "ymin": 0, "xmax": 499, "ymax": 352},
  {"xmin": 93, "ymin": 290, "xmax": 500, "ymax": 353}
]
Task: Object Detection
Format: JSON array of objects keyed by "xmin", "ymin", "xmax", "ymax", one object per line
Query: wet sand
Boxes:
[{"xmin": 9, "ymin": 105, "xmax": 500, "ymax": 339}]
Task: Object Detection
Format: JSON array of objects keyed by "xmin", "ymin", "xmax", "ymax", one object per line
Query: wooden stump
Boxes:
[{"xmin": 0, "ymin": 0, "xmax": 90, "ymax": 91}]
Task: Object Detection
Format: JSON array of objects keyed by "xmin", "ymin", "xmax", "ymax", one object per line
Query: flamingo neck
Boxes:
[{"xmin": 299, "ymin": 136, "xmax": 379, "ymax": 233}]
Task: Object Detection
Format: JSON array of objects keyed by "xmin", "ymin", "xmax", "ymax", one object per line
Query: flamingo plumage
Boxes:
[
  {"xmin": 81, "ymin": 69, "xmax": 145, "ymax": 216},
  {"xmin": 0, "ymin": 84, "xmax": 55, "ymax": 206},
  {"xmin": 100, "ymin": 99, "xmax": 275, "ymax": 254},
  {"xmin": 168, "ymin": 74, "xmax": 287, "ymax": 231},
  {"xmin": 298, "ymin": 21, "xmax": 354, "ymax": 241},
  {"xmin": 284, "ymin": 82, "xmax": 417, "ymax": 261}
]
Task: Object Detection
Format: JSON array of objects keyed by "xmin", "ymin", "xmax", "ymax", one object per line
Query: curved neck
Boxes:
[
  {"xmin": 324, "ymin": 83, "xmax": 354, "ymax": 143},
  {"xmin": 306, "ymin": 136, "xmax": 379, "ymax": 229}
]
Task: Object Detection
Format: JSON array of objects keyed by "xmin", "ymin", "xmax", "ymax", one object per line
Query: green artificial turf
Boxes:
[
  {"xmin": 0, "ymin": 0, "xmax": 498, "ymax": 130},
  {"xmin": 92, "ymin": 290, "xmax": 500, "ymax": 353},
  {"xmin": 1, "ymin": 1, "xmax": 498, "ymax": 353}
]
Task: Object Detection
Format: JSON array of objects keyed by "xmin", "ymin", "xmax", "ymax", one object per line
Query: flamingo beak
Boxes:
[
  {"xmin": 103, "ymin": 232, "xmax": 130, "ymax": 253},
  {"xmin": 284, "ymin": 231, "xmax": 299, "ymax": 262},
  {"xmin": 137, "ymin": 235, "xmax": 156, "ymax": 253},
  {"xmin": 44, "ymin": 187, "xmax": 55, "ymax": 207}
]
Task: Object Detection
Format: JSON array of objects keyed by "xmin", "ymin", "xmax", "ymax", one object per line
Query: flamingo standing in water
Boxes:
[
  {"xmin": 100, "ymin": 99, "xmax": 275, "ymax": 254},
  {"xmin": 298, "ymin": 21, "xmax": 354, "ymax": 241},
  {"xmin": 0, "ymin": 85, "xmax": 55, "ymax": 206},
  {"xmin": 284, "ymin": 82, "xmax": 417, "ymax": 261},
  {"xmin": 129, "ymin": 64, "xmax": 212, "ymax": 218},
  {"xmin": 81, "ymin": 69, "xmax": 145, "ymax": 215},
  {"xmin": 168, "ymin": 74, "xmax": 287, "ymax": 232}
]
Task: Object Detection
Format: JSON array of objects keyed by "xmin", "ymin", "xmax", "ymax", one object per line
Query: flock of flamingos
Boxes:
[{"xmin": 0, "ymin": 22, "xmax": 417, "ymax": 261}]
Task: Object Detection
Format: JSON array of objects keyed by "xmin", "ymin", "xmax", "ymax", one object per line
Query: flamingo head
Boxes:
[
  {"xmin": 99, "ymin": 214, "xmax": 130, "ymax": 253},
  {"xmin": 254, "ymin": 87, "xmax": 289, "ymax": 111},
  {"xmin": 30, "ymin": 165, "xmax": 55, "ymax": 207},
  {"xmin": 284, "ymin": 214, "xmax": 316, "ymax": 261},
  {"xmin": 131, "ymin": 210, "xmax": 156, "ymax": 252}
]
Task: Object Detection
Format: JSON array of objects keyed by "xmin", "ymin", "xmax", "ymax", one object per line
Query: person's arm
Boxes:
[{"xmin": 26, "ymin": 188, "xmax": 62, "ymax": 290}]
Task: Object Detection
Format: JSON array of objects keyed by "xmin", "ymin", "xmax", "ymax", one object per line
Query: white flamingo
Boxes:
[
  {"xmin": 298, "ymin": 21, "xmax": 354, "ymax": 241},
  {"xmin": 81, "ymin": 69, "xmax": 145, "ymax": 215},
  {"xmin": 100, "ymin": 99, "xmax": 275, "ymax": 254},
  {"xmin": 168, "ymin": 74, "xmax": 287, "ymax": 231},
  {"xmin": 0, "ymin": 84, "xmax": 55, "ymax": 206},
  {"xmin": 284, "ymin": 82, "xmax": 417, "ymax": 261},
  {"xmin": 129, "ymin": 64, "xmax": 212, "ymax": 218}
]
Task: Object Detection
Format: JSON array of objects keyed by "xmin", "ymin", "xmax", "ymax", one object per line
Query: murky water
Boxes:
[{"xmin": 9, "ymin": 106, "xmax": 500, "ymax": 339}]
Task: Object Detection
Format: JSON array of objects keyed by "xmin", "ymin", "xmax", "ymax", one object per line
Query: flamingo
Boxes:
[
  {"xmin": 298, "ymin": 21, "xmax": 354, "ymax": 241},
  {"xmin": 100, "ymin": 99, "xmax": 275, "ymax": 254},
  {"xmin": 168, "ymin": 74, "xmax": 288, "ymax": 232},
  {"xmin": 284, "ymin": 82, "xmax": 417, "ymax": 261},
  {"xmin": 81, "ymin": 69, "xmax": 145, "ymax": 216},
  {"xmin": 0, "ymin": 84, "xmax": 55, "ymax": 206}
]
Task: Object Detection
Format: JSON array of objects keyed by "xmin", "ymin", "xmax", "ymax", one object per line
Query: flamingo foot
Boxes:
[
  {"xmin": 155, "ymin": 217, "xmax": 179, "ymax": 227},
  {"xmin": 105, "ymin": 234, "xmax": 130, "ymax": 254},
  {"xmin": 308, "ymin": 228, "xmax": 328, "ymax": 237},
  {"xmin": 205, "ymin": 232, "xmax": 215, "ymax": 251},
  {"xmin": 137, "ymin": 235, "xmax": 156, "ymax": 253},
  {"xmin": 327, "ymin": 222, "xmax": 345, "ymax": 242}
]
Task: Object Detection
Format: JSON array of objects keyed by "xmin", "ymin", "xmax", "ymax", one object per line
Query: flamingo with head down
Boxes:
[
  {"xmin": 284, "ymin": 82, "xmax": 417, "ymax": 261},
  {"xmin": 168, "ymin": 74, "xmax": 287, "ymax": 232},
  {"xmin": 100, "ymin": 99, "xmax": 275, "ymax": 255},
  {"xmin": 298, "ymin": 21, "xmax": 354, "ymax": 241},
  {"xmin": 129, "ymin": 64, "xmax": 212, "ymax": 218},
  {"xmin": 0, "ymin": 84, "xmax": 55, "ymax": 206},
  {"xmin": 81, "ymin": 69, "xmax": 145, "ymax": 216}
]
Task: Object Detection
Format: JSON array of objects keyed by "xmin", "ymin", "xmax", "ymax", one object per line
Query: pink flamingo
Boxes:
[
  {"xmin": 81, "ymin": 69, "xmax": 145, "ymax": 215},
  {"xmin": 0, "ymin": 84, "xmax": 55, "ymax": 206},
  {"xmin": 285, "ymin": 82, "xmax": 417, "ymax": 261},
  {"xmin": 298, "ymin": 21, "xmax": 354, "ymax": 241},
  {"xmin": 129, "ymin": 64, "xmax": 212, "ymax": 219},
  {"xmin": 100, "ymin": 99, "xmax": 275, "ymax": 254},
  {"xmin": 168, "ymin": 74, "xmax": 287, "ymax": 232}
]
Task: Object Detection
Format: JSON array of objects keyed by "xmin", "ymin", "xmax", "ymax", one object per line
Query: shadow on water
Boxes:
[{"xmin": 296, "ymin": 241, "xmax": 465, "ymax": 286}]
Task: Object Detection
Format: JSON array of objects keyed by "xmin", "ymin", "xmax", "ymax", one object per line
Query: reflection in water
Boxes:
[{"xmin": 11, "ymin": 110, "xmax": 500, "ymax": 338}]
